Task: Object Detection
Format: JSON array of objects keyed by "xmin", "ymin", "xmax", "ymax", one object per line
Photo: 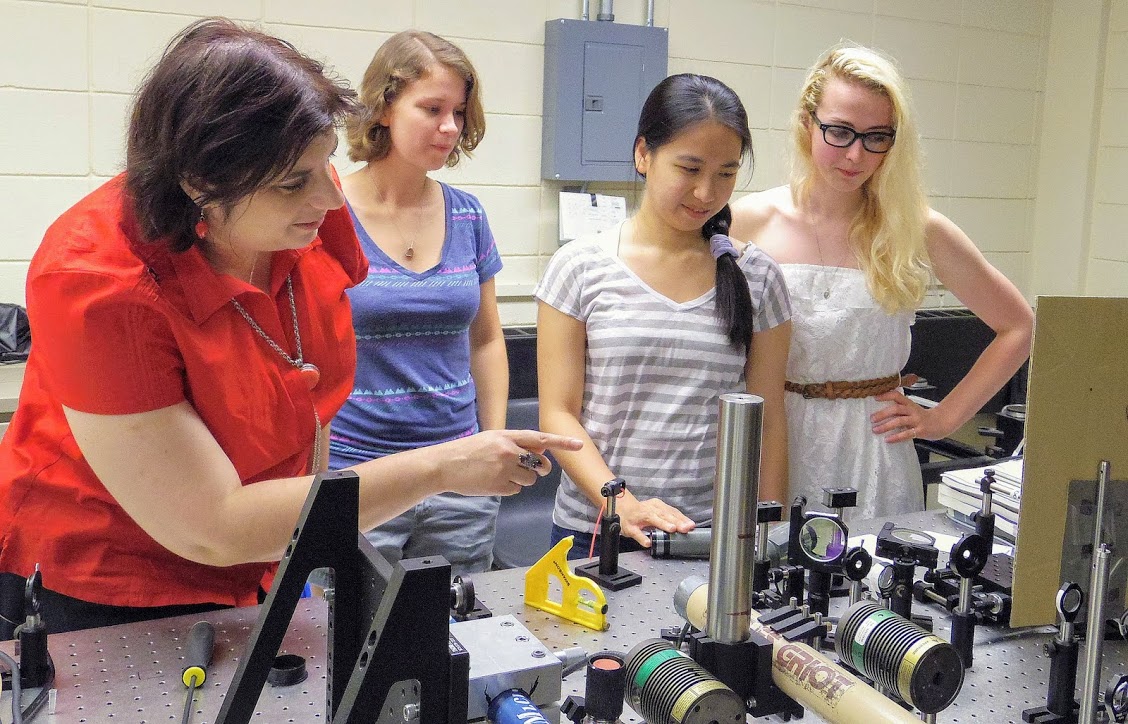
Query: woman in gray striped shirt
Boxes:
[{"xmin": 536, "ymin": 74, "xmax": 793, "ymax": 555}]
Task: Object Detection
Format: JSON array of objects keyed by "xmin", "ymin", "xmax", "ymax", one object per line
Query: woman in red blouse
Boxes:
[{"xmin": 0, "ymin": 18, "xmax": 578, "ymax": 635}]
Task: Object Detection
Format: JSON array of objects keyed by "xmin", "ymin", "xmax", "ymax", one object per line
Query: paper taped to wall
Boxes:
[{"xmin": 559, "ymin": 192, "xmax": 626, "ymax": 242}]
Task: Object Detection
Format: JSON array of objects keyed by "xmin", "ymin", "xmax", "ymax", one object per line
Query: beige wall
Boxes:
[
  {"xmin": 2, "ymin": 0, "xmax": 1111, "ymax": 329},
  {"xmin": 1089, "ymin": 0, "xmax": 1128, "ymax": 293}
]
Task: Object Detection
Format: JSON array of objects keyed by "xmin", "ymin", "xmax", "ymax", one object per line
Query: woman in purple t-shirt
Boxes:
[{"xmin": 329, "ymin": 30, "xmax": 508, "ymax": 575}]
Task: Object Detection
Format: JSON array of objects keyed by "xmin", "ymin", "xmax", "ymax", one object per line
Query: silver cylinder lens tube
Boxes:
[
  {"xmin": 649, "ymin": 529, "xmax": 712, "ymax": 559},
  {"xmin": 706, "ymin": 393, "xmax": 763, "ymax": 644}
]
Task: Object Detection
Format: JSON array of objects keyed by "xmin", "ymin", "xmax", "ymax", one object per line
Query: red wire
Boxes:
[
  {"xmin": 589, "ymin": 501, "xmax": 606, "ymax": 559},
  {"xmin": 588, "ymin": 488, "xmax": 629, "ymax": 559}
]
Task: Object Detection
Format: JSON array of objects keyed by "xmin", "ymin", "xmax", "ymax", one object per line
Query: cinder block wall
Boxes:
[{"xmin": 2, "ymin": 0, "xmax": 1102, "ymax": 327}]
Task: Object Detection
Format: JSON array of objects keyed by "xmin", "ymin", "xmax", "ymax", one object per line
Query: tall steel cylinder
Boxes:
[{"xmin": 707, "ymin": 393, "xmax": 763, "ymax": 644}]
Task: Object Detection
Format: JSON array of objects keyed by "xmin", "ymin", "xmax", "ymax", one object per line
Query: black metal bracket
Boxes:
[
  {"xmin": 215, "ymin": 471, "xmax": 464, "ymax": 724},
  {"xmin": 688, "ymin": 628, "xmax": 804, "ymax": 721}
]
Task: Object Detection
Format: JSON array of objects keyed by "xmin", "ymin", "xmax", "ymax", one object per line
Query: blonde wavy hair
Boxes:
[
  {"xmin": 791, "ymin": 44, "xmax": 931, "ymax": 312},
  {"xmin": 346, "ymin": 30, "xmax": 485, "ymax": 167}
]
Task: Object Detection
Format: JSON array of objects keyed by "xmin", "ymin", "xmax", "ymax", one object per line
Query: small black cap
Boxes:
[{"xmin": 267, "ymin": 654, "xmax": 307, "ymax": 687}]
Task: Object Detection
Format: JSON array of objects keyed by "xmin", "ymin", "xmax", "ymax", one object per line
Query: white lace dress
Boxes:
[{"xmin": 782, "ymin": 264, "xmax": 923, "ymax": 522}]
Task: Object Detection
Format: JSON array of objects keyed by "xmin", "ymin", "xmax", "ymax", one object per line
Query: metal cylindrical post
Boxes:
[
  {"xmin": 1093, "ymin": 462, "xmax": 1111, "ymax": 555},
  {"xmin": 1080, "ymin": 543, "xmax": 1113, "ymax": 724},
  {"xmin": 707, "ymin": 393, "xmax": 762, "ymax": 644}
]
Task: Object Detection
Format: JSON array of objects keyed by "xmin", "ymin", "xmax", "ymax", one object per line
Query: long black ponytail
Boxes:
[
  {"xmin": 703, "ymin": 205, "xmax": 754, "ymax": 351},
  {"xmin": 635, "ymin": 74, "xmax": 755, "ymax": 351}
]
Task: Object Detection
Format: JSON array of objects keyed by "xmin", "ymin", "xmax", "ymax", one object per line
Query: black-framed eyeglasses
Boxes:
[{"xmin": 810, "ymin": 112, "xmax": 896, "ymax": 154}]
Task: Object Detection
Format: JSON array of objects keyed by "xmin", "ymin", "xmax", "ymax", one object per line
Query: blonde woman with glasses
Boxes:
[{"xmin": 731, "ymin": 45, "xmax": 1032, "ymax": 520}]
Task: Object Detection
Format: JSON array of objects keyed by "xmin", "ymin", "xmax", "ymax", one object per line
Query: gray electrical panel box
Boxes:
[{"xmin": 541, "ymin": 19, "xmax": 668, "ymax": 182}]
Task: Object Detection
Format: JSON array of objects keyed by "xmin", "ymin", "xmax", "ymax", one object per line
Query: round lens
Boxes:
[
  {"xmin": 798, "ymin": 517, "xmax": 847, "ymax": 563},
  {"xmin": 1057, "ymin": 584, "xmax": 1083, "ymax": 616},
  {"xmin": 890, "ymin": 528, "xmax": 935, "ymax": 547}
]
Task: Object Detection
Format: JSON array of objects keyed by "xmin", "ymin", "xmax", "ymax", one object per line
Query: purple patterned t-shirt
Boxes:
[{"xmin": 329, "ymin": 183, "xmax": 503, "ymax": 467}]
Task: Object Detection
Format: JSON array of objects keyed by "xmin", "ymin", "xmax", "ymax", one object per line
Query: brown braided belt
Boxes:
[{"xmin": 785, "ymin": 373, "xmax": 919, "ymax": 400}]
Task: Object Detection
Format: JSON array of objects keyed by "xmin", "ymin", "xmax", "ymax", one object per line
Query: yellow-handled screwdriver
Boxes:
[{"xmin": 180, "ymin": 621, "xmax": 215, "ymax": 724}]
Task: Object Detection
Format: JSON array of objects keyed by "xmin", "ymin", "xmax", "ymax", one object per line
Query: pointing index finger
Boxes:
[{"xmin": 508, "ymin": 430, "xmax": 584, "ymax": 453}]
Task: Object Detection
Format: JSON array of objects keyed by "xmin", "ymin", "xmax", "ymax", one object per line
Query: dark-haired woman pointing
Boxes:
[{"xmin": 0, "ymin": 18, "xmax": 579, "ymax": 635}]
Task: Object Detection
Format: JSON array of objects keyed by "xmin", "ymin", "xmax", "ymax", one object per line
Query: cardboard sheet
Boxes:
[{"xmin": 1011, "ymin": 296, "xmax": 1128, "ymax": 627}]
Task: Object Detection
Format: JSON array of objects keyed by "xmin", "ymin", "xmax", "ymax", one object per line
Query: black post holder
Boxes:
[{"xmin": 575, "ymin": 478, "xmax": 642, "ymax": 591}]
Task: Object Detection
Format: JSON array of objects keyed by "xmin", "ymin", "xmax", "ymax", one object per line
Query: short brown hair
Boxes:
[
  {"xmin": 125, "ymin": 18, "xmax": 359, "ymax": 252},
  {"xmin": 346, "ymin": 30, "xmax": 485, "ymax": 167}
]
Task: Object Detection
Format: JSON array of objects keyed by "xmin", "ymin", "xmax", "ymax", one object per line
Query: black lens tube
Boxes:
[{"xmin": 585, "ymin": 652, "xmax": 627, "ymax": 722}]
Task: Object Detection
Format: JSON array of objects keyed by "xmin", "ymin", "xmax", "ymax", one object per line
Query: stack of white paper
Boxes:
[{"xmin": 937, "ymin": 458, "xmax": 1023, "ymax": 541}]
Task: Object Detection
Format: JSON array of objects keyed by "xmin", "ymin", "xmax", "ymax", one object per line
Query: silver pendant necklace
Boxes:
[
  {"xmin": 231, "ymin": 275, "xmax": 322, "ymax": 474},
  {"xmin": 811, "ymin": 216, "xmax": 848, "ymax": 300}
]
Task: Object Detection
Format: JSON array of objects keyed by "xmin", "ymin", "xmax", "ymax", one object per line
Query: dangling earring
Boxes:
[{"xmin": 195, "ymin": 210, "xmax": 209, "ymax": 240}]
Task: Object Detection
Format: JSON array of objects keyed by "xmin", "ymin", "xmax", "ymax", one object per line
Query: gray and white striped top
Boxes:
[{"xmin": 535, "ymin": 225, "xmax": 792, "ymax": 533}]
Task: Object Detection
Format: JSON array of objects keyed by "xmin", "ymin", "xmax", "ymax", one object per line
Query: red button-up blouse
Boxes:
[{"xmin": 0, "ymin": 175, "xmax": 366, "ymax": 608}]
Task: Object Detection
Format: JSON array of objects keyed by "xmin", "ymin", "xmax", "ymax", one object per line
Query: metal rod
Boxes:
[
  {"xmin": 646, "ymin": 0, "xmax": 655, "ymax": 26},
  {"xmin": 958, "ymin": 577, "xmax": 973, "ymax": 614},
  {"xmin": 706, "ymin": 393, "xmax": 762, "ymax": 644},
  {"xmin": 1059, "ymin": 618, "xmax": 1076, "ymax": 647},
  {"xmin": 849, "ymin": 580, "xmax": 863, "ymax": 605},
  {"xmin": 1079, "ymin": 542, "xmax": 1112, "ymax": 724},
  {"xmin": 1092, "ymin": 460, "xmax": 1111, "ymax": 553},
  {"xmin": 597, "ymin": 0, "xmax": 614, "ymax": 21},
  {"xmin": 756, "ymin": 517, "xmax": 770, "ymax": 563},
  {"xmin": 920, "ymin": 587, "xmax": 949, "ymax": 608},
  {"xmin": 582, "ymin": 0, "xmax": 590, "ymax": 21}
]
